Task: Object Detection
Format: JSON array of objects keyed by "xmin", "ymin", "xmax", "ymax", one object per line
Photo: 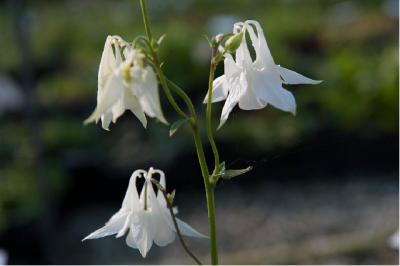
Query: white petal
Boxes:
[
  {"xmin": 253, "ymin": 69, "xmax": 296, "ymax": 115},
  {"xmin": 100, "ymin": 111, "xmax": 113, "ymax": 130},
  {"xmin": 121, "ymin": 171, "xmax": 141, "ymax": 211},
  {"xmin": 235, "ymin": 37, "xmax": 253, "ymax": 67},
  {"xmin": 277, "ymin": 65, "xmax": 322, "ymax": 85},
  {"xmin": 82, "ymin": 210, "xmax": 129, "ymax": 241},
  {"xmin": 238, "ymin": 84, "xmax": 266, "ymax": 110},
  {"xmin": 123, "ymin": 44, "xmax": 131, "ymax": 59},
  {"xmin": 116, "ymin": 214, "xmax": 131, "ymax": 238},
  {"xmin": 131, "ymin": 212, "xmax": 156, "ymax": 258},
  {"xmin": 114, "ymin": 42, "xmax": 123, "ymax": 65},
  {"xmin": 203, "ymin": 75, "xmax": 229, "ymax": 104},
  {"xmin": 124, "ymin": 89, "xmax": 147, "ymax": 128},
  {"xmin": 146, "ymin": 178, "xmax": 165, "ymax": 218},
  {"xmin": 176, "ymin": 218, "xmax": 207, "ymax": 238},
  {"xmin": 101, "ymin": 72, "xmax": 124, "ymax": 111},
  {"xmin": 156, "ymin": 171, "xmax": 167, "ymax": 207},
  {"xmin": 144, "ymin": 178, "xmax": 176, "ymax": 247},
  {"xmin": 245, "ymin": 20, "xmax": 275, "ymax": 68},
  {"xmin": 133, "ymin": 66, "xmax": 167, "ymax": 125},
  {"xmin": 156, "ymin": 194, "xmax": 167, "ymax": 208},
  {"xmin": 219, "ymin": 71, "xmax": 247, "ymax": 128},
  {"xmin": 98, "ymin": 36, "xmax": 116, "ymax": 101},
  {"xmin": 125, "ymin": 228, "xmax": 138, "ymax": 249},
  {"xmin": 85, "ymin": 71, "xmax": 124, "ymax": 125},
  {"xmin": 154, "ymin": 212, "xmax": 176, "ymax": 247},
  {"xmin": 111, "ymin": 97, "xmax": 126, "ymax": 123},
  {"xmin": 233, "ymin": 21, "xmax": 245, "ymax": 34},
  {"xmin": 238, "ymin": 68, "xmax": 266, "ymax": 110},
  {"xmin": 224, "ymin": 54, "xmax": 242, "ymax": 79},
  {"xmin": 83, "ymin": 169, "xmax": 143, "ymax": 242}
]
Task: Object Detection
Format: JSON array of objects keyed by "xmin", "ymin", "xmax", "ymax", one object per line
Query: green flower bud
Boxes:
[{"xmin": 224, "ymin": 30, "xmax": 244, "ymax": 53}]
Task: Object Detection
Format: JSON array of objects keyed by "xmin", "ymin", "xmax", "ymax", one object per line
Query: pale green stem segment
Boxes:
[
  {"xmin": 206, "ymin": 50, "xmax": 220, "ymax": 174},
  {"xmin": 139, "ymin": 0, "xmax": 219, "ymax": 264},
  {"xmin": 204, "ymin": 51, "xmax": 220, "ymax": 264},
  {"xmin": 139, "ymin": 0, "xmax": 152, "ymax": 41},
  {"xmin": 139, "ymin": 0, "xmax": 187, "ymax": 119},
  {"xmin": 165, "ymin": 79, "xmax": 197, "ymax": 120},
  {"xmin": 192, "ymin": 125, "xmax": 219, "ymax": 265},
  {"xmin": 150, "ymin": 178, "xmax": 203, "ymax": 265},
  {"xmin": 152, "ymin": 59, "xmax": 188, "ymax": 119}
]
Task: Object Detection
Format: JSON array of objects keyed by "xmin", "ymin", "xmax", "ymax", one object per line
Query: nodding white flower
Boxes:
[
  {"xmin": 205, "ymin": 20, "xmax": 321, "ymax": 128},
  {"xmin": 82, "ymin": 167, "xmax": 206, "ymax": 258},
  {"xmin": 84, "ymin": 35, "xmax": 167, "ymax": 130}
]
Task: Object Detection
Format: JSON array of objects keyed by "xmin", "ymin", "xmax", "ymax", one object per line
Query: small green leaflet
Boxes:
[
  {"xmin": 169, "ymin": 118, "xmax": 190, "ymax": 137},
  {"xmin": 167, "ymin": 189, "xmax": 176, "ymax": 204},
  {"xmin": 222, "ymin": 166, "xmax": 253, "ymax": 179},
  {"xmin": 213, "ymin": 161, "xmax": 253, "ymax": 180},
  {"xmin": 202, "ymin": 34, "xmax": 213, "ymax": 47},
  {"xmin": 217, "ymin": 161, "xmax": 226, "ymax": 173},
  {"xmin": 157, "ymin": 34, "xmax": 166, "ymax": 46}
]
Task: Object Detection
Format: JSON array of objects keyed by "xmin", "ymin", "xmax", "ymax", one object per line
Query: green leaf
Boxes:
[
  {"xmin": 202, "ymin": 34, "xmax": 213, "ymax": 47},
  {"xmin": 217, "ymin": 161, "xmax": 226, "ymax": 173},
  {"xmin": 222, "ymin": 166, "xmax": 253, "ymax": 179},
  {"xmin": 157, "ymin": 34, "xmax": 166, "ymax": 46},
  {"xmin": 212, "ymin": 162, "xmax": 252, "ymax": 182},
  {"xmin": 167, "ymin": 189, "xmax": 176, "ymax": 204},
  {"xmin": 169, "ymin": 118, "xmax": 189, "ymax": 137}
]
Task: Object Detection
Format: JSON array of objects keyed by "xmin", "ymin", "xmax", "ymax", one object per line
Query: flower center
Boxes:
[{"xmin": 122, "ymin": 64, "xmax": 132, "ymax": 82}]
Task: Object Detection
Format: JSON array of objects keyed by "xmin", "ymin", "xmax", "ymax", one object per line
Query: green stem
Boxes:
[
  {"xmin": 153, "ymin": 61, "xmax": 188, "ymax": 119},
  {"xmin": 140, "ymin": 0, "xmax": 187, "ymax": 119},
  {"xmin": 166, "ymin": 78, "xmax": 197, "ymax": 119},
  {"xmin": 206, "ymin": 50, "xmax": 220, "ymax": 173},
  {"xmin": 139, "ymin": 0, "xmax": 152, "ymax": 41},
  {"xmin": 206, "ymin": 186, "xmax": 218, "ymax": 265},
  {"xmin": 191, "ymin": 125, "xmax": 219, "ymax": 265},
  {"xmin": 151, "ymin": 178, "xmax": 203, "ymax": 265},
  {"xmin": 138, "ymin": 0, "xmax": 219, "ymax": 263}
]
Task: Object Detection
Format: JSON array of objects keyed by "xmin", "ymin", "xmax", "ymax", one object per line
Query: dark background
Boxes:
[{"xmin": 0, "ymin": 0, "xmax": 398, "ymax": 264}]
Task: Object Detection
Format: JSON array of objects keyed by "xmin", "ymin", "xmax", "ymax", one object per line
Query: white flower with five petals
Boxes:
[
  {"xmin": 206, "ymin": 20, "xmax": 321, "ymax": 128},
  {"xmin": 84, "ymin": 36, "xmax": 167, "ymax": 130},
  {"xmin": 82, "ymin": 167, "xmax": 206, "ymax": 258}
]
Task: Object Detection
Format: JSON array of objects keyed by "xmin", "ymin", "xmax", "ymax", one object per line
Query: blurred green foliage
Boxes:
[{"xmin": 0, "ymin": 0, "xmax": 398, "ymax": 236}]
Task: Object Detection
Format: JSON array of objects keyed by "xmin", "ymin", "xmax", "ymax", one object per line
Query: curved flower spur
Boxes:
[
  {"xmin": 82, "ymin": 167, "xmax": 206, "ymax": 258},
  {"xmin": 206, "ymin": 20, "xmax": 322, "ymax": 128}
]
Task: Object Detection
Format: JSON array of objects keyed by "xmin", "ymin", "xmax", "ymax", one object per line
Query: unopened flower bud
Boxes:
[
  {"xmin": 215, "ymin": 33, "xmax": 224, "ymax": 43},
  {"xmin": 224, "ymin": 30, "xmax": 244, "ymax": 53}
]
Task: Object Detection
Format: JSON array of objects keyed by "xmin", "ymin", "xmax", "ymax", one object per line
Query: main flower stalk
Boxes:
[
  {"xmin": 139, "ymin": 0, "xmax": 219, "ymax": 264},
  {"xmin": 206, "ymin": 48, "xmax": 220, "ymax": 174}
]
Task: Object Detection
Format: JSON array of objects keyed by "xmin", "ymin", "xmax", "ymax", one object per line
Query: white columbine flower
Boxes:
[
  {"xmin": 82, "ymin": 167, "xmax": 206, "ymax": 258},
  {"xmin": 206, "ymin": 20, "xmax": 321, "ymax": 128},
  {"xmin": 84, "ymin": 35, "xmax": 167, "ymax": 130}
]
